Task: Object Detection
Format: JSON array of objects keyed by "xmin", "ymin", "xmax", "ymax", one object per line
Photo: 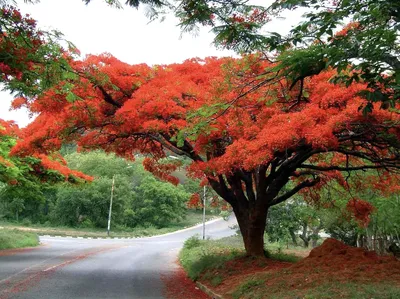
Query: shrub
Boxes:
[{"xmin": 184, "ymin": 235, "xmax": 201, "ymax": 250}]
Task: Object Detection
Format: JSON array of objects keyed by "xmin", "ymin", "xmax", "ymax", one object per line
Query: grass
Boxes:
[
  {"xmin": 230, "ymin": 278, "xmax": 400, "ymax": 299},
  {"xmin": 231, "ymin": 279, "xmax": 265, "ymax": 299},
  {"xmin": 0, "ymin": 210, "xmax": 218, "ymax": 239},
  {"xmin": 268, "ymin": 251, "xmax": 300, "ymax": 263},
  {"xmin": 179, "ymin": 235, "xmax": 400, "ymax": 299},
  {"xmin": 179, "ymin": 235, "xmax": 245, "ymax": 280},
  {"xmin": 178, "ymin": 235, "xmax": 300, "ymax": 282},
  {"xmin": 0, "ymin": 228, "xmax": 39, "ymax": 250}
]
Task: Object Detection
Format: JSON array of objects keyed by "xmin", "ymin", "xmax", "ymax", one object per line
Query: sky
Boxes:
[{"xmin": 0, "ymin": 0, "xmax": 304, "ymax": 127}]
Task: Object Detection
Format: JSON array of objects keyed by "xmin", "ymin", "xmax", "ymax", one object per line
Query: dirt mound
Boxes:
[
  {"xmin": 292, "ymin": 238, "xmax": 400, "ymax": 283},
  {"xmin": 308, "ymin": 238, "xmax": 379, "ymax": 261}
]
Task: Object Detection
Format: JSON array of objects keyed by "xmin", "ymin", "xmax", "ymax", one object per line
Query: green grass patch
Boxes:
[
  {"xmin": 232, "ymin": 278, "xmax": 400, "ymax": 299},
  {"xmin": 179, "ymin": 234, "xmax": 300, "ymax": 283},
  {"xmin": 268, "ymin": 251, "xmax": 301, "ymax": 263},
  {"xmin": 0, "ymin": 228, "xmax": 39, "ymax": 250},
  {"xmin": 179, "ymin": 235, "xmax": 245, "ymax": 281},
  {"xmin": 210, "ymin": 275, "xmax": 223, "ymax": 287},
  {"xmin": 0, "ymin": 210, "xmax": 218, "ymax": 239},
  {"xmin": 232, "ymin": 279, "xmax": 265, "ymax": 299},
  {"xmin": 229, "ymin": 274, "xmax": 400, "ymax": 299}
]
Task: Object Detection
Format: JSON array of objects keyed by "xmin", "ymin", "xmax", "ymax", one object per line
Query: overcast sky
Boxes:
[{"xmin": 0, "ymin": 0, "xmax": 303, "ymax": 127}]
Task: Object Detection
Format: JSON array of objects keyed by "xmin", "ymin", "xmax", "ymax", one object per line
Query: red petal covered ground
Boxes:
[
  {"xmin": 162, "ymin": 263, "xmax": 210, "ymax": 299},
  {"xmin": 197, "ymin": 238, "xmax": 400, "ymax": 298}
]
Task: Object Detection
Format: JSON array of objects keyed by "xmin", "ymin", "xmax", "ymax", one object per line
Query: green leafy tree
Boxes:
[
  {"xmin": 267, "ymin": 0, "xmax": 400, "ymax": 112},
  {"xmin": 53, "ymin": 176, "xmax": 132, "ymax": 227},
  {"xmin": 53, "ymin": 151, "xmax": 191, "ymax": 228},
  {"xmin": 0, "ymin": 119, "xmax": 90, "ymax": 222},
  {"xmin": 130, "ymin": 176, "xmax": 188, "ymax": 228},
  {"xmin": 267, "ymin": 198, "xmax": 322, "ymax": 248}
]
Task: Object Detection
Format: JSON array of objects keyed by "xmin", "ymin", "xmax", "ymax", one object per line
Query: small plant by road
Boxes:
[{"xmin": 0, "ymin": 228, "xmax": 39, "ymax": 250}]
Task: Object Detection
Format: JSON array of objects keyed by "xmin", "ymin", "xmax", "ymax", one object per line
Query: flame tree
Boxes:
[{"xmin": 10, "ymin": 53, "xmax": 400, "ymax": 256}]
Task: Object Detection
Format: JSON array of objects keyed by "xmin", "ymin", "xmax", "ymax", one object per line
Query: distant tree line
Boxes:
[{"xmin": 0, "ymin": 149, "xmax": 205, "ymax": 229}]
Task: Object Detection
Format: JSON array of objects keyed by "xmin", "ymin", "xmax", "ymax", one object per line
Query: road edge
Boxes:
[{"xmin": 196, "ymin": 281, "xmax": 225, "ymax": 299}]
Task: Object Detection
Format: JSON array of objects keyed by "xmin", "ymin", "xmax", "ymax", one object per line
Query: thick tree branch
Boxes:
[
  {"xmin": 300, "ymin": 164, "xmax": 400, "ymax": 172},
  {"xmin": 96, "ymin": 85, "xmax": 122, "ymax": 108},
  {"xmin": 148, "ymin": 133, "xmax": 194, "ymax": 158},
  {"xmin": 237, "ymin": 170, "xmax": 256, "ymax": 202},
  {"xmin": 270, "ymin": 177, "xmax": 321, "ymax": 207}
]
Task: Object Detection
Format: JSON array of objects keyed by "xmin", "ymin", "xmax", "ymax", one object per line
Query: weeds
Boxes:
[{"xmin": 0, "ymin": 229, "xmax": 39, "ymax": 250}]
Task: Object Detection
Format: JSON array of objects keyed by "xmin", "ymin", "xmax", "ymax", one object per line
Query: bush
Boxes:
[
  {"xmin": 184, "ymin": 235, "xmax": 202, "ymax": 250},
  {"xmin": 179, "ymin": 236, "xmax": 244, "ymax": 281},
  {"xmin": 21, "ymin": 218, "xmax": 32, "ymax": 226},
  {"xmin": 0, "ymin": 229, "xmax": 39, "ymax": 250},
  {"xmin": 79, "ymin": 219, "xmax": 94, "ymax": 229}
]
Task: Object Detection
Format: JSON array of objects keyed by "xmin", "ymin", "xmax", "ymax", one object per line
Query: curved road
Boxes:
[{"xmin": 0, "ymin": 217, "xmax": 237, "ymax": 299}]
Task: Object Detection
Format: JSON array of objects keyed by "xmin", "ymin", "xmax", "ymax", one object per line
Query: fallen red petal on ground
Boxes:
[{"xmin": 162, "ymin": 263, "xmax": 209, "ymax": 299}]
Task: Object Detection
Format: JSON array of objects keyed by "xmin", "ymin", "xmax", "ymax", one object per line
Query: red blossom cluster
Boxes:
[
  {"xmin": 187, "ymin": 193, "xmax": 202, "ymax": 208},
  {"xmin": 142, "ymin": 158, "xmax": 181, "ymax": 185},
  {"xmin": 34, "ymin": 154, "xmax": 93, "ymax": 182},
  {"xmin": 0, "ymin": 119, "xmax": 18, "ymax": 136},
  {"xmin": 346, "ymin": 198, "xmax": 375, "ymax": 226},
  {"xmin": 9, "ymin": 54, "xmax": 400, "ymax": 213},
  {"xmin": 0, "ymin": 7, "xmax": 43, "ymax": 82},
  {"xmin": 334, "ymin": 22, "xmax": 361, "ymax": 38},
  {"xmin": 229, "ymin": 8, "xmax": 269, "ymax": 28}
]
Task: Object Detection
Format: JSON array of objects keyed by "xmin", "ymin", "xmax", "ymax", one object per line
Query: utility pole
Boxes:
[
  {"xmin": 202, "ymin": 185, "xmax": 206, "ymax": 240},
  {"xmin": 107, "ymin": 175, "xmax": 115, "ymax": 237}
]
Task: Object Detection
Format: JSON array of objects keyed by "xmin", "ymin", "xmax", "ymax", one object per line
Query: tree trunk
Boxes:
[
  {"xmin": 234, "ymin": 206, "xmax": 268, "ymax": 256},
  {"xmin": 311, "ymin": 225, "xmax": 322, "ymax": 248},
  {"xmin": 289, "ymin": 229, "xmax": 298, "ymax": 246},
  {"xmin": 299, "ymin": 222, "xmax": 310, "ymax": 248}
]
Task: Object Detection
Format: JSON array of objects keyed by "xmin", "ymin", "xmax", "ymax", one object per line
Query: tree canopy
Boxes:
[
  {"xmin": 0, "ymin": 4, "xmax": 77, "ymax": 99},
  {"xmin": 83, "ymin": 0, "xmax": 400, "ymax": 111},
  {"xmin": 10, "ymin": 53, "xmax": 400, "ymax": 255},
  {"xmin": 2, "ymin": 0, "xmax": 400, "ymax": 256}
]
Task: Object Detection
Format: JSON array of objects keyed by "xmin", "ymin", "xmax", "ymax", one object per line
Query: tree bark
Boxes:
[
  {"xmin": 289, "ymin": 229, "xmax": 298, "ymax": 246},
  {"xmin": 299, "ymin": 222, "xmax": 310, "ymax": 248},
  {"xmin": 233, "ymin": 205, "xmax": 268, "ymax": 256}
]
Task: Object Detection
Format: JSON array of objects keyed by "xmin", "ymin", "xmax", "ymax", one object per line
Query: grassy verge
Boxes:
[
  {"xmin": 179, "ymin": 235, "xmax": 245, "ymax": 281},
  {"xmin": 179, "ymin": 235, "xmax": 400, "ymax": 299},
  {"xmin": 179, "ymin": 235, "xmax": 299, "ymax": 283},
  {"xmin": 0, "ymin": 228, "xmax": 39, "ymax": 250},
  {"xmin": 0, "ymin": 210, "xmax": 218, "ymax": 238},
  {"xmin": 231, "ymin": 278, "xmax": 400, "ymax": 299}
]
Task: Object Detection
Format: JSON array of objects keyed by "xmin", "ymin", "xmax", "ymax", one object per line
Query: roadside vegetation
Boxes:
[
  {"xmin": 0, "ymin": 150, "xmax": 225, "ymax": 238},
  {"xmin": 0, "ymin": 228, "xmax": 39, "ymax": 250},
  {"xmin": 179, "ymin": 235, "xmax": 302, "ymax": 282},
  {"xmin": 1, "ymin": 1, "xmax": 400, "ymax": 297},
  {"xmin": 179, "ymin": 235, "xmax": 400, "ymax": 299},
  {"xmin": 0, "ymin": 210, "xmax": 218, "ymax": 238}
]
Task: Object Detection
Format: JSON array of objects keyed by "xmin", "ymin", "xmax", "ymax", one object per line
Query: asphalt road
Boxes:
[{"xmin": 0, "ymin": 217, "xmax": 237, "ymax": 299}]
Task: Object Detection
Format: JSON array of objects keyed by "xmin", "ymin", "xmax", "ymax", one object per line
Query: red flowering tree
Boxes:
[
  {"xmin": 0, "ymin": 5, "xmax": 77, "ymax": 99},
  {"xmin": 12, "ymin": 54, "xmax": 400, "ymax": 256},
  {"xmin": 0, "ymin": 118, "xmax": 91, "ymax": 184}
]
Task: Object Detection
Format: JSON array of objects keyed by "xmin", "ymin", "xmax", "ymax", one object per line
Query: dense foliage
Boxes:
[
  {"xmin": 2, "ymin": 0, "xmax": 400, "ymax": 256},
  {"xmin": 0, "ymin": 4, "xmax": 77, "ymax": 99},
  {"xmin": 1, "ymin": 150, "xmax": 194, "ymax": 229},
  {"xmin": 7, "ymin": 52, "xmax": 400, "ymax": 255},
  {"xmin": 0, "ymin": 118, "xmax": 91, "ymax": 221},
  {"xmin": 81, "ymin": 0, "xmax": 400, "ymax": 112}
]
